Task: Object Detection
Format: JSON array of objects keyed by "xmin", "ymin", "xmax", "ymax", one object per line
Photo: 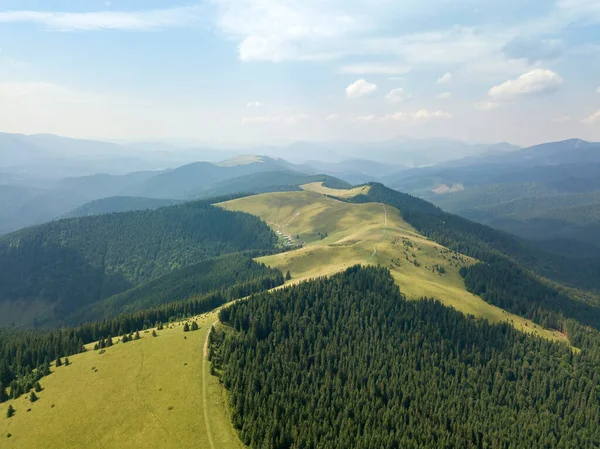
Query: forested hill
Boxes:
[
  {"xmin": 0, "ymin": 198, "xmax": 278, "ymax": 327},
  {"xmin": 211, "ymin": 266, "xmax": 600, "ymax": 448},
  {"xmin": 63, "ymin": 196, "xmax": 182, "ymax": 218},
  {"xmin": 73, "ymin": 252, "xmax": 284, "ymax": 323}
]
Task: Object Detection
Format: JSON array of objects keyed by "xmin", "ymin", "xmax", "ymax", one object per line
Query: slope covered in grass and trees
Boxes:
[
  {"xmin": 0, "ymin": 196, "xmax": 278, "ymax": 327},
  {"xmin": 211, "ymin": 266, "xmax": 600, "ymax": 448},
  {"xmin": 0, "ymin": 253, "xmax": 285, "ymax": 403},
  {"xmin": 348, "ymin": 183, "xmax": 600, "ymax": 318}
]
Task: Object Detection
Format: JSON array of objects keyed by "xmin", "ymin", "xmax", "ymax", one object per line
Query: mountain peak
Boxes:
[{"xmin": 217, "ymin": 155, "xmax": 266, "ymax": 167}]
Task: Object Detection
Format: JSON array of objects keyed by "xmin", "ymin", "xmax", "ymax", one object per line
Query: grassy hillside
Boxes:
[
  {"xmin": 300, "ymin": 181, "xmax": 370, "ymax": 198},
  {"xmin": 219, "ymin": 190, "xmax": 565, "ymax": 342},
  {"xmin": 0, "ymin": 199, "xmax": 277, "ymax": 327},
  {"xmin": 0, "ymin": 312, "xmax": 243, "ymax": 449}
]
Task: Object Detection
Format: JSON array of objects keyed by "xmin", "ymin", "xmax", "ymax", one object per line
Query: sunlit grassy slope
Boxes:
[
  {"xmin": 219, "ymin": 190, "xmax": 566, "ymax": 343},
  {"xmin": 1, "ymin": 313, "xmax": 244, "ymax": 449},
  {"xmin": 300, "ymin": 181, "xmax": 370, "ymax": 198}
]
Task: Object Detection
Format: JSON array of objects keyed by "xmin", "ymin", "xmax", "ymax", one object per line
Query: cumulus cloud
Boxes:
[
  {"xmin": 346, "ymin": 79, "xmax": 377, "ymax": 99},
  {"xmin": 583, "ymin": 110, "xmax": 600, "ymax": 125},
  {"xmin": 246, "ymin": 101, "xmax": 264, "ymax": 108},
  {"xmin": 438, "ymin": 92, "xmax": 452, "ymax": 99},
  {"xmin": 386, "ymin": 88, "xmax": 411, "ymax": 103},
  {"xmin": 356, "ymin": 109, "xmax": 452, "ymax": 123},
  {"xmin": 488, "ymin": 69, "xmax": 563, "ymax": 100},
  {"xmin": 0, "ymin": 7, "xmax": 202, "ymax": 31},
  {"xmin": 436, "ymin": 73, "xmax": 452, "ymax": 85},
  {"xmin": 340, "ymin": 63, "xmax": 410, "ymax": 75},
  {"xmin": 475, "ymin": 69, "xmax": 563, "ymax": 110}
]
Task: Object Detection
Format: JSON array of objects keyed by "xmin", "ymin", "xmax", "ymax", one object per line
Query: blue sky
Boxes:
[{"xmin": 0, "ymin": 0, "xmax": 599, "ymax": 146}]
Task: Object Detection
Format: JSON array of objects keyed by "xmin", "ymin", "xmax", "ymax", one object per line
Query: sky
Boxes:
[{"xmin": 1, "ymin": 0, "xmax": 600, "ymax": 146}]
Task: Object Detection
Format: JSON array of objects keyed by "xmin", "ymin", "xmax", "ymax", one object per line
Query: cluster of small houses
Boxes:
[{"xmin": 276, "ymin": 230, "xmax": 298, "ymax": 247}]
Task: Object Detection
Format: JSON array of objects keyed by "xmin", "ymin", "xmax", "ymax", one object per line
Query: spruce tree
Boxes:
[
  {"xmin": 64, "ymin": 358, "xmax": 70, "ymax": 366},
  {"xmin": 285, "ymin": 270, "xmax": 292, "ymax": 281},
  {"xmin": 29, "ymin": 391, "xmax": 38, "ymax": 403},
  {"xmin": 55, "ymin": 357, "xmax": 62, "ymax": 367},
  {"xmin": 7, "ymin": 405, "xmax": 14, "ymax": 418},
  {"xmin": 106, "ymin": 336, "xmax": 113, "ymax": 347},
  {"xmin": 122, "ymin": 334, "xmax": 129, "ymax": 343},
  {"xmin": 183, "ymin": 323, "xmax": 190, "ymax": 332},
  {"xmin": 134, "ymin": 331, "xmax": 140, "ymax": 340},
  {"xmin": 34, "ymin": 382, "xmax": 42, "ymax": 393},
  {"xmin": 152, "ymin": 330, "xmax": 157, "ymax": 337},
  {"xmin": 0, "ymin": 383, "xmax": 6, "ymax": 403},
  {"xmin": 191, "ymin": 321, "xmax": 199, "ymax": 331}
]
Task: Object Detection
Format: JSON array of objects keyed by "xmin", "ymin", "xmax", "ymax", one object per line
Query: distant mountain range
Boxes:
[
  {"xmin": 385, "ymin": 139, "xmax": 600, "ymax": 255},
  {"xmin": 4, "ymin": 133, "xmax": 600, "ymax": 256},
  {"xmin": 0, "ymin": 154, "xmax": 349, "ymax": 235}
]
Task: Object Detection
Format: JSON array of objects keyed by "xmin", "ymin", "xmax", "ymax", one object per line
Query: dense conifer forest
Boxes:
[
  {"xmin": 0, "ymin": 196, "xmax": 278, "ymax": 326},
  {"xmin": 211, "ymin": 266, "xmax": 600, "ymax": 449},
  {"xmin": 72, "ymin": 252, "xmax": 283, "ymax": 323}
]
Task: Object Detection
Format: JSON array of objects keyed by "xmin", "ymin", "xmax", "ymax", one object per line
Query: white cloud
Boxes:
[
  {"xmin": 346, "ymin": 79, "xmax": 377, "ymax": 99},
  {"xmin": 355, "ymin": 109, "xmax": 452, "ymax": 123},
  {"xmin": 488, "ymin": 69, "xmax": 563, "ymax": 101},
  {"xmin": 583, "ymin": 110, "xmax": 600, "ymax": 125},
  {"xmin": 246, "ymin": 101, "xmax": 264, "ymax": 108},
  {"xmin": 340, "ymin": 63, "xmax": 410, "ymax": 75},
  {"xmin": 436, "ymin": 73, "xmax": 452, "ymax": 84},
  {"xmin": 553, "ymin": 116, "xmax": 571, "ymax": 123},
  {"xmin": 324, "ymin": 113, "xmax": 340, "ymax": 121},
  {"xmin": 241, "ymin": 114, "xmax": 309, "ymax": 125},
  {"xmin": 386, "ymin": 88, "xmax": 411, "ymax": 103},
  {"xmin": 438, "ymin": 92, "xmax": 451, "ymax": 99},
  {"xmin": 475, "ymin": 69, "xmax": 563, "ymax": 111},
  {"xmin": 0, "ymin": 7, "xmax": 202, "ymax": 31}
]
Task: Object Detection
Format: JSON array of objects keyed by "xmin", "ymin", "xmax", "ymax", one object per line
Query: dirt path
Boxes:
[
  {"xmin": 370, "ymin": 203, "xmax": 388, "ymax": 259},
  {"xmin": 202, "ymin": 322, "xmax": 218, "ymax": 449}
]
